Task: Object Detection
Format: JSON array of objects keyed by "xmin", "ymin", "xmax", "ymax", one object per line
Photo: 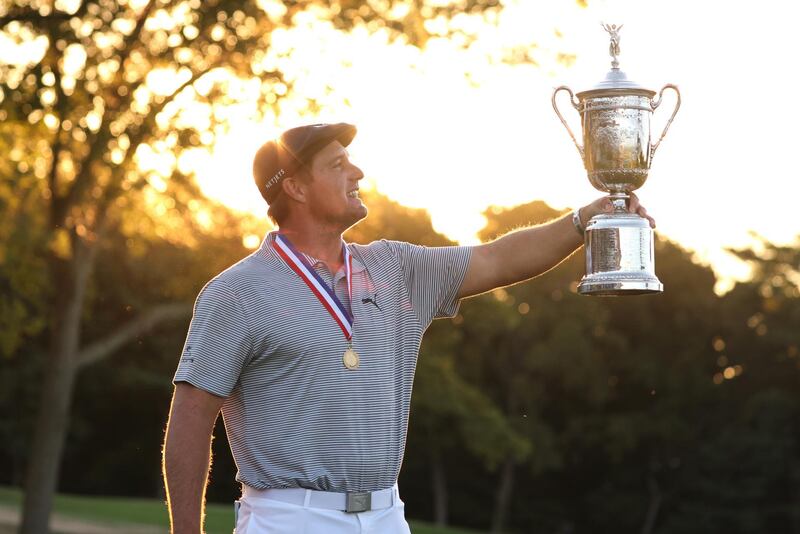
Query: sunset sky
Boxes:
[
  {"xmin": 4, "ymin": 0, "xmax": 796, "ymax": 294},
  {"xmin": 189, "ymin": 0, "xmax": 800, "ymax": 294}
]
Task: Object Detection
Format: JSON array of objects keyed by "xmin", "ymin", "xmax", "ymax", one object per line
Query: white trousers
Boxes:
[{"xmin": 234, "ymin": 485, "xmax": 412, "ymax": 534}]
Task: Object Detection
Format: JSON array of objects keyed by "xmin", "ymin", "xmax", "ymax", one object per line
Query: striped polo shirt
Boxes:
[{"xmin": 173, "ymin": 232, "xmax": 472, "ymax": 492}]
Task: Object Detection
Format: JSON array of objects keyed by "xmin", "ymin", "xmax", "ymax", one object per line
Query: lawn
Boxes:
[{"xmin": 0, "ymin": 486, "xmax": 484, "ymax": 534}]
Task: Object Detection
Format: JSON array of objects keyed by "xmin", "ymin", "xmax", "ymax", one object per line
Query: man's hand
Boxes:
[{"xmin": 577, "ymin": 192, "xmax": 656, "ymax": 229}]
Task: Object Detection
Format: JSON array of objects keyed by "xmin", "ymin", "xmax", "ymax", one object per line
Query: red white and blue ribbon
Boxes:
[{"xmin": 272, "ymin": 234, "xmax": 354, "ymax": 341}]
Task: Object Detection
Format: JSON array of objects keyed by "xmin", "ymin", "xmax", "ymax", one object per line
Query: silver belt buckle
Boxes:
[{"xmin": 345, "ymin": 491, "xmax": 371, "ymax": 513}]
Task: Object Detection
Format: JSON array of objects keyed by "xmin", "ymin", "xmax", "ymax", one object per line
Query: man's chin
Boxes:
[
  {"xmin": 342, "ymin": 205, "xmax": 368, "ymax": 232},
  {"xmin": 352, "ymin": 204, "xmax": 369, "ymax": 224}
]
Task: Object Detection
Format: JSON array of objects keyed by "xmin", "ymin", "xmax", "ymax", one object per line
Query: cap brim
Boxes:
[{"xmin": 290, "ymin": 123, "xmax": 357, "ymax": 166}]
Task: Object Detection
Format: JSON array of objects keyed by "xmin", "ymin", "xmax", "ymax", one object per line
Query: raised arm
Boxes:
[
  {"xmin": 457, "ymin": 194, "xmax": 654, "ymax": 298},
  {"xmin": 163, "ymin": 382, "xmax": 226, "ymax": 534}
]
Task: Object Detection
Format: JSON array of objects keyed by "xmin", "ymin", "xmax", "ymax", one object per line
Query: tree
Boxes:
[
  {"xmin": 0, "ymin": 1, "xmax": 536, "ymax": 530},
  {"xmin": 464, "ymin": 200, "xmax": 615, "ymax": 533},
  {"xmin": 687, "ymin": 236, "xmax": 800, "ymax": 533},
  {"xmin": 574, "ymin": 237, "xmax": 721, "ymax": 533},
  {"xmin": 413, "ymin": 322, "xmax": 531, "ymax": 527},
  {"xmin": 454, "ymin": 202, "xmax": 724, "ymax": 533},
  {"xmin": 0, "ymin": 121, "xmax": 50, "ymax": 358}
]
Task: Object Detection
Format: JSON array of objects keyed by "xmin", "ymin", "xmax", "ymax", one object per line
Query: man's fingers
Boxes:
[
  {"xmin": 628, "ymin": 192, "xmax": 640, "ymax": 213},
  {"xmin": 585, "ymin": 195, "xmax": 655, "ymax": 227},
  {"xmin": 640, "ymin": 210, "xmax": 656, "ymax": 228},
  {"xmin": 627, "ymin": 193, "xmax": 656, "ymax": 228},
  {"xmin": 595, "ymin": 196, "xmax": 613, "ymax": 210},
  {"xmin": 635, "ymin": 204, "xmax": 656, "ymax": 228}
]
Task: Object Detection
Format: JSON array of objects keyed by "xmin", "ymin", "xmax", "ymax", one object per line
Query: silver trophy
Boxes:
[{"xmin": 552, "ymin": 23, "xmax": 680, "ymax": 296}]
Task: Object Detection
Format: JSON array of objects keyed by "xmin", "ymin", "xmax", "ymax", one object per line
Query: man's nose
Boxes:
[{"xmin": 351, "ymin": 163, "xmax": 364, "ymax": 181}]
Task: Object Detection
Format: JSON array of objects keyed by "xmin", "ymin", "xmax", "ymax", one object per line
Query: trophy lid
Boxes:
[{"xmin": 576, "ymin": 24, "xmax": 655, "ymax": 98}]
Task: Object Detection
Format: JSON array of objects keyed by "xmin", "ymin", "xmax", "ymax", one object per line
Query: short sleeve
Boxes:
[
  {"xmin": 173, "ymin": 278, "xmax": 253, "ymax": 397},
  {"xmin": 383, "ymin": 241, "xmax": 472, "ymax": 326}
]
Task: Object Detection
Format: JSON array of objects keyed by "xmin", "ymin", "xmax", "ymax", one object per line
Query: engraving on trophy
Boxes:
[
  {"xmin": 551, "ymin": 24, "xmax": 680, "ymax": 296},
  {"xmin": 591, "ymin": 228, "xmax": 621, "ymax": 272}
]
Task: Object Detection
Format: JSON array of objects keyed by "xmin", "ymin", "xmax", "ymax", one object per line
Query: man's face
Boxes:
[{"xmin": 304, "ymin": 140, "xmax": 367, "ymax": 230}]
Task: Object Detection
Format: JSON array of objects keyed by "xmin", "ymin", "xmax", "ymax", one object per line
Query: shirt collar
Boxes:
[{"xmin": 259, "ymin": 231, "xmax": 366, "ymax": 274}]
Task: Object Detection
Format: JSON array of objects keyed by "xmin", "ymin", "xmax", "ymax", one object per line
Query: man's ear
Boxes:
[{"xmin": 281, "ymin": 175, "xmax": 307, "ymax": 203}]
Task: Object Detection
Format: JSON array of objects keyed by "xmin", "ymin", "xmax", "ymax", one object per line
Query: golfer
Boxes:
[{"xmin": 162, "ymin": 123, "xmax": 654, "ymax": 533}]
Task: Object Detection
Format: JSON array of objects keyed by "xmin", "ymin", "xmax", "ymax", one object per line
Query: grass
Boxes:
[{"xmin": 0, "ymin": 486, "xmax": 484, "ymax": 534}]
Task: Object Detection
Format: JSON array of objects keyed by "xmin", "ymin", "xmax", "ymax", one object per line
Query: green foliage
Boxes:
[
  {"xmin": 414, "ymin": 325, "xmax": 531, "ymax": 470},
  {"xmin": 0, "ymin": 0, "xmax": 513, "ymax": 365},
  {"xmin": 409, "ymin": 202, "xmax": 800, "ymax": 532},
  {"xmin": 2, "ymin": 189, "xmax": 799, "ymax": 533},
  {"xmin": 0, "ymin": 120, "xmax": 50, "ymax": 357}
]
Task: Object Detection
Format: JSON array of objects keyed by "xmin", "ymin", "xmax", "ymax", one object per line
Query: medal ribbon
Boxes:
[{"xmin": 272, "ymin": 234, "xmax": 354, "ymax": 341}]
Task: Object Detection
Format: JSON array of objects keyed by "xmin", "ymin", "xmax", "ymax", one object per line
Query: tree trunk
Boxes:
[
  {"xmin": 794, "ymin": 459, "xmax": 800, "ymax": 534},
  {"xmin": 19, "ymin": 240, "xmax": 94, "ymax": 534},
  {"xmin": 20, "ymin": 50, "xmax": 98, "ymax": 533},
  {"xmin": 18, "ymin": 342, "xmax": 80, "ymax": 534},
  {"xmin": 431, "ymin": 447, "xmax": 448, "ymax": 526},
  {"xmin": 491, "ymin": 457, "xmax": 515, "ymax": 534},
  {"xmin": 17, "ymin": 232, "xmax": 192, "ymax": 532},
  {"xmin": 640, "ymin": 468, "xmax": 662, "ymax": 534}
]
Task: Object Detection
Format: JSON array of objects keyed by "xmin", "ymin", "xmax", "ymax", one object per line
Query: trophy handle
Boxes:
[
  {"xmin": 650, "ymin": 84, "xmax": 681, "ymax": 160},
  {"xmin": 552, "ymin": 86, "xmax": 584, "ymax": 159}
]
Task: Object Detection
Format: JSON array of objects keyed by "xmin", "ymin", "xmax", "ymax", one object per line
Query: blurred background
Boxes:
[{"xmin": 1, "ymin": 0, "xmax": 799, "ymax": 533}]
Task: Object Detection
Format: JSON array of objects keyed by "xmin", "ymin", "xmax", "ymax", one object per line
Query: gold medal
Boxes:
[{"xmin": 343, "ymin": 347, "xmax": 360, "ymax": 370}]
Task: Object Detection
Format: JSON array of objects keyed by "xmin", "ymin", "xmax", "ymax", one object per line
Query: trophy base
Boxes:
[
  {"xmin": 578, "ymin": 276, "xmax": 663, "ymax": 296},
  {"xmin": 579, "ymin": 212, "xmax": 663, "ymax": 297}
]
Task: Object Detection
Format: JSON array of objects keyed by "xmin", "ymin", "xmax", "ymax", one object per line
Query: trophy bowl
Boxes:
[{"xmin": 552, "ymin": 24, "xmax": 680, "ymax": 296}]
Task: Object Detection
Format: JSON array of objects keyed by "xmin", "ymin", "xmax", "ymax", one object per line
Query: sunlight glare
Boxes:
[{"xmin": 192, "ymin": 0, "xmax": 800, "ymax": 293}]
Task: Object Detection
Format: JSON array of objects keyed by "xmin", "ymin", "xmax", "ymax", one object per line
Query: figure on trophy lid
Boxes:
[{"xmin": 602, "ymin": 22, "xmax": 623, "ymax": 68}]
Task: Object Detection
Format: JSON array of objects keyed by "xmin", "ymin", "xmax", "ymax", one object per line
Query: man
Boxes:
[{"xmin": 162, "ymin": 123, "xmax": 654, "ymax": 533}]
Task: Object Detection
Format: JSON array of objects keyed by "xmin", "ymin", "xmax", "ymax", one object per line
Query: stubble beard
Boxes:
[{"xmin": 320, "ymin": 202, "xmax": 368, "ymax": 234}]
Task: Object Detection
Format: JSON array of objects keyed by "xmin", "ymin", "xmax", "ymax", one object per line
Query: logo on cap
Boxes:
[{"xmin": 265, "ymin": 168, "xmax": 286, "ymax": 190}]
